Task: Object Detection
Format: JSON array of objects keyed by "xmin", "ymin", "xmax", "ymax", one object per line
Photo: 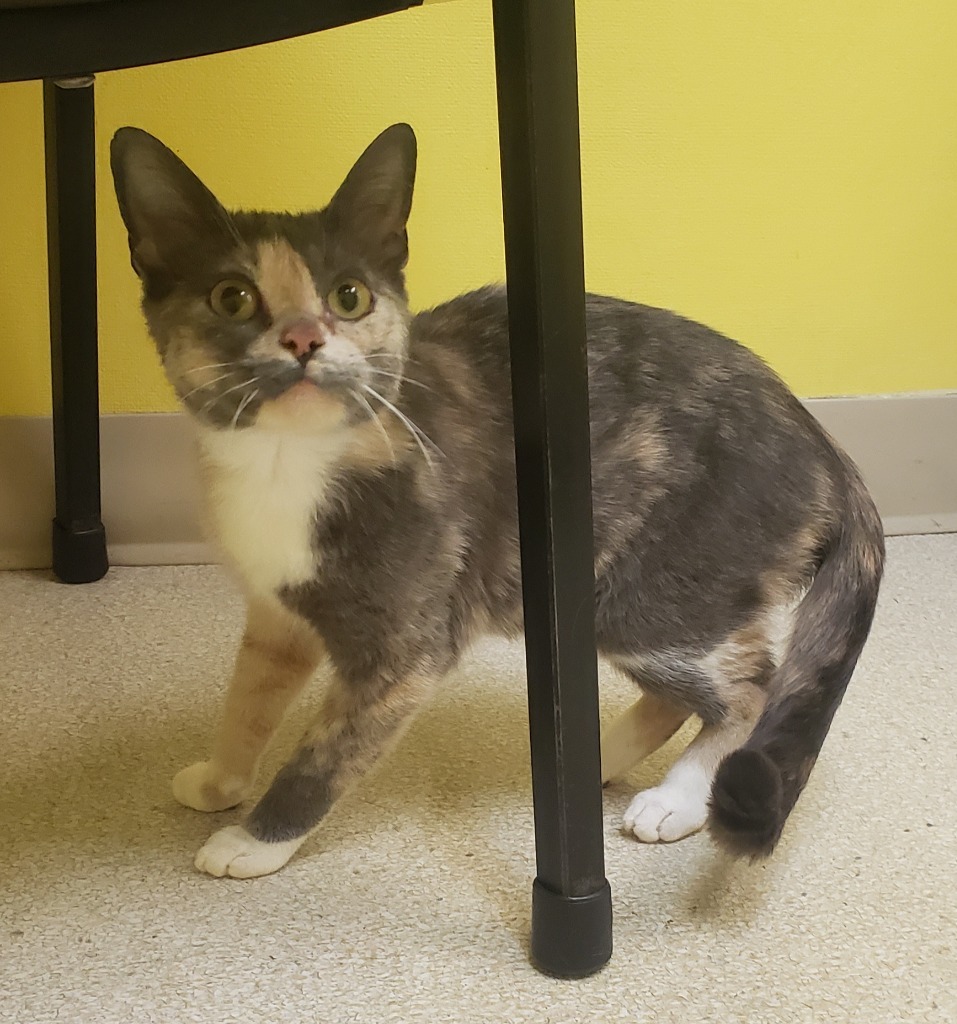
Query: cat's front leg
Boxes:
[
  {"xmin": 173, "ymin": 599, "xmax": 324, "ymax": 812},
  {"xmin": 194, "ymin": 671, "xmax": 435, "ymax": 878}
]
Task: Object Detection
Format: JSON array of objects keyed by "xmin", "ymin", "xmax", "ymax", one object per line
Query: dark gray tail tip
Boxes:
[{"xmin": 708, "ymin": 749, "xmax": 784, "ymax": 860}]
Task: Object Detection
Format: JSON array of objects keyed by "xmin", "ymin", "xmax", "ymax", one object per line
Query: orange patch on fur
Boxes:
[{"xmin": 255, "ymin": 239, "xmax": 321, "ymax": 318}]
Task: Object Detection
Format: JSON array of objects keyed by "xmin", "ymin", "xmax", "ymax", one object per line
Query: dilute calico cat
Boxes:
[{"xmin": 110, "ymin": 123, "xmax": 883, "ymax": 880}]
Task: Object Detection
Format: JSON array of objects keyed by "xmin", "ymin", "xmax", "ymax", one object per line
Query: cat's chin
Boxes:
[
  {"xmin": 256, "ymin": 380, "xmax": 348, "ymax": 434},
  {"xmin": 274, "ymin": 379, "xmax": 325, "ymax": 404}
]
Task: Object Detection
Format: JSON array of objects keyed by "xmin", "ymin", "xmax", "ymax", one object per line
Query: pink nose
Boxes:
[{"xmin": 280, "ymin": 320, "xmax": 324, "ymax": 361}]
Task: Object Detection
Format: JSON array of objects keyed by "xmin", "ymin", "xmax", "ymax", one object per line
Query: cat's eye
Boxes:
[
  {"xmin": 327, "ymin": 279, "xmax": 373, "ymax": 321},
  {"xmin": 209, "ymin": 280, "xmax": 260, "ymax": 321}
]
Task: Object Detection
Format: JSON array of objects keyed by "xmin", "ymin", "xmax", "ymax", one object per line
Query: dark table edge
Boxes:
[{"xmin": 0, "ymin": 0, "xmax": 423, "ymax": 82}]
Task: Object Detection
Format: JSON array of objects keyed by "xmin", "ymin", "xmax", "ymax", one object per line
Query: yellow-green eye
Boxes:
[
  {"xmin": 210, "ymin": 280, "xmax": 259, "ymax": 321},
  {"xmin": 328, "ymin": 279, "xmax": 373, "ymax": 320}
]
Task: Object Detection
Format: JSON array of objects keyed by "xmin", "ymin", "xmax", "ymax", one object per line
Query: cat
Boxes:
[{"xmin": 110, "ymin": 123, "xmax": 884, "ymax": 880}]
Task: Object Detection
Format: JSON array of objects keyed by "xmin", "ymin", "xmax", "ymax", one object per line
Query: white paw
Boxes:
[
  {"xmin": 194, "ymin": 825, "xmax": 306, "ymax": 879},
  {"xmin": 622, "ymin": 783, "xmax": 709, "ymax": 843},
  {"xmin": 172, "ymin": 762, "xmax": 251, "ymax": 812}
]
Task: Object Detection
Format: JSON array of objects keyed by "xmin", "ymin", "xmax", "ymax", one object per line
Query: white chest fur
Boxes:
[{"xmin": 196, "ymin": 425, "xmax": 346, "ymax": 597}]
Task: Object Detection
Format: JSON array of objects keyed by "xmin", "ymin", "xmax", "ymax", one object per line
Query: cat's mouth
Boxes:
[
  {"xmin": 256, "ymin": 359, "xmax": 357, "ymax": 400},
  {"xmin": 256, "ymin": 362, "xmax": 377, "ymax": 427},
  {"xmin": 251, "ymin": 364, "xmax": 359, "ymax": 433},
  {"xmin": 181, "ymin": 357, "xmax": 389, "ymax": 431}
]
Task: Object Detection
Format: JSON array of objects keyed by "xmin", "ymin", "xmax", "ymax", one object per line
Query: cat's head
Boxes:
[{"xmin": 110, "ymin": 124, "xmax": 416, "ymax": 434}]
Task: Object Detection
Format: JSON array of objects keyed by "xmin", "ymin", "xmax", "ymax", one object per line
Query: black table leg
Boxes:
[
  {"xmin": 491, "ymin": 0, "xmax": 612, "ymax": 979},
  {"xmin": 43, "ymin": 76, "xmax": 108, "ymax": 584}
]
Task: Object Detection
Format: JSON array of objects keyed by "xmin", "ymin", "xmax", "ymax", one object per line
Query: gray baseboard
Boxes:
[
  {"xmin": 0, "ymin": 414, "xmax": 212, "ymax": 570},
  {"xmin": 807, "ymin": 393, "xmax": 957, "ymax": 538},
  {"xmin": 1, "ymin": 393, "xmax": 955, "ymax": 570}
]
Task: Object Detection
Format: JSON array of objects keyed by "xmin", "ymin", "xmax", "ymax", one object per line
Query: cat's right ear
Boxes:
[{"xmin": 110, "ymin": 128, "xmax": 239, "ymax": 281}]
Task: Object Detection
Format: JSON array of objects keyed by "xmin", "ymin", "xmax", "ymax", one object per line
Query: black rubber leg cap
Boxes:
[
  {"xmin": 52, "ymin": 519, "xmax": 108, "ymax": 584},
  {"xmin": 530, "ymin": 878, "xmax": 613, "ymax": 979}
]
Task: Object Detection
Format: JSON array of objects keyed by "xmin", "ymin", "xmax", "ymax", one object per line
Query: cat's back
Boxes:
[
  {"xmin": 581, "ymin": 293, "xmax": 841, "ymax": 517},
  {"xmin": 410, "ymin": 286, "xmax": 808, "ymax": 436},
  {"xmin": 409, "ymin": 286, "xmax": 512, "ymax": 385},
  {"xmin": 408, "ymin": 287, "xmax": 842, "ymax": 540},
  {"xmin": 583, "ymin": 292, "xmax": 802, "ymax": 419},
  {"xmin": 412, "ymin": 284, "xmax": 779, "ymax": 374}
]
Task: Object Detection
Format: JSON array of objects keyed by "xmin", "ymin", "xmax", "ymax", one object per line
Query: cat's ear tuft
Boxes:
[
  {"xmin": 325, "ymin": 123, "xmax": 417, "ymax": 275},
  {"xmin": 110, "ymin": 127, "xmax": 239, "ymax": 282}
]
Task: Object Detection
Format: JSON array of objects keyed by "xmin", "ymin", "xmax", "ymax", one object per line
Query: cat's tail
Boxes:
[{"xmin": 708, "ymin": 456, "xmax": 884, "ymax": 859}]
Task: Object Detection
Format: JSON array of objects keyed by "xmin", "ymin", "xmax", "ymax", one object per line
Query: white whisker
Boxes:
[
  {"xmin": 180, "ymin": 372, "xmax": 233, "ymax": 402},
  {"xmin": 230, "ymin": 387, "xmax": 259, "ymax": 430},
  {"xmin": 365, "ymin": 353, "xmax": 424, "ymax": 371},
  {"xmin": 201, "ymin": 376, "xmax": 260, "ymax": 416},
  {"xmin": 181, "ymin": 362, "xmax": 233, "ymax": 377},
  {"xmin": 360, "ymin": 384, "xmax": 444, "ymax": 471},
  {"xmin": 350, "ymin": 389, "xmax": 396, "ymax": 467},
  {"xmin": 367, "ymin": 368, "xmax": 434, "ymax": 393}
]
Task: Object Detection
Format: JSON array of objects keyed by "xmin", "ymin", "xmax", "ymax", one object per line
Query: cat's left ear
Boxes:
[{"xmin": 325, "ymin": 123, "xmax": 417, "ymax": 274}]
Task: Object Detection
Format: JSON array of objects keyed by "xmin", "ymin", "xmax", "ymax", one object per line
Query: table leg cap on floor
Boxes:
[
  {"xmin": 530, "ymin": 877, "xmax": 613, "ymax": 978},
  {"xmin": 51, "ymin": 518, "xmax": 108, "ymax": 584}
]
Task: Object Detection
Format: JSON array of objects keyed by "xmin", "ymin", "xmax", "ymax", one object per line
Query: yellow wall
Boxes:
[{"xmin": 1, "ymin": 0, "xmax": 956, "ymax": 415}]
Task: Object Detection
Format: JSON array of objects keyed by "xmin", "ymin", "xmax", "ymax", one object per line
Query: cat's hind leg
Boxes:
[
  {"xmin": 194, "ymin": 670, "xmax": 435, "ymax": 878},
  {"xmin": 601, "ymin": 693, "xmax": 689, "ymax": 784},
  {"xmin": 173, "ymin": 599, "xmax": 324, "ymax": 813},
  {"xmin": 623, "ymin": 681, "xmax": 766, "ymax": 844}
]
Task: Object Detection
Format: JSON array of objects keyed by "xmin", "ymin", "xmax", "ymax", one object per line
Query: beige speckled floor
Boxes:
[{"xmin": 1, "ymin": 535, "xmax": 956, "ymax": 1024}]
